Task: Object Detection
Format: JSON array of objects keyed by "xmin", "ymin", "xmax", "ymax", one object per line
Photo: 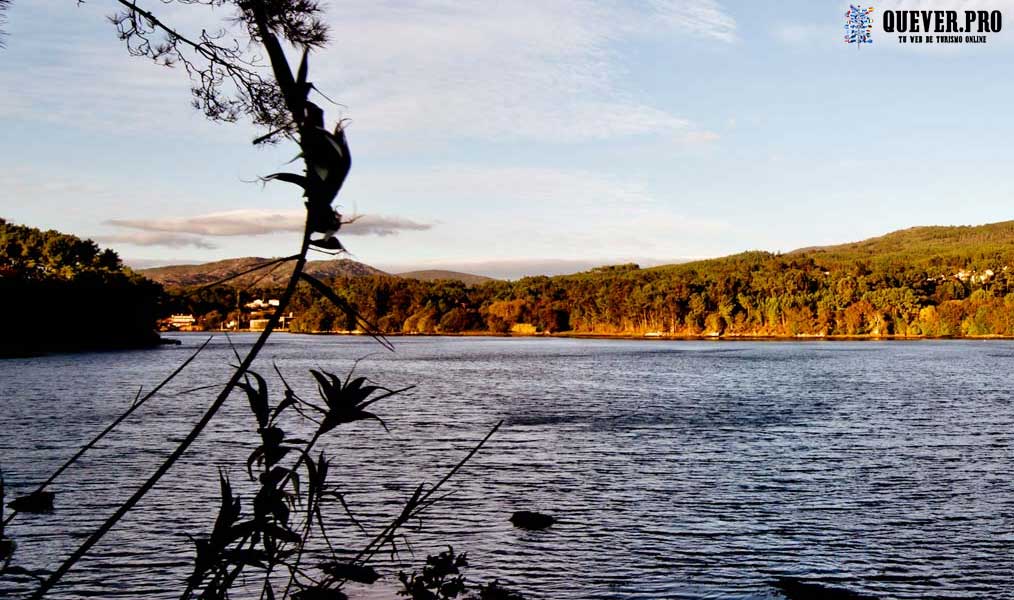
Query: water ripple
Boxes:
[{"xmin": 0, "ymin": 337, "xmax": 1012, "ymax": 599}]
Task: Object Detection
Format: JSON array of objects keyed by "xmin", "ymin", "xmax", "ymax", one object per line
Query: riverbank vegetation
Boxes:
[
  {"xmin": 0, "ymin": 219, "xmax": 162, "ymax": 355},
  {"xmin": 163, "ymin": 221, "xmax": 1014, "ymax": 339}
]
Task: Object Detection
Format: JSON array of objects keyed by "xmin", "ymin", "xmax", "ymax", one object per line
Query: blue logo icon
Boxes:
[{"xmin": 845, "ymin": 5, "xmax": 874, "ymax": 45}]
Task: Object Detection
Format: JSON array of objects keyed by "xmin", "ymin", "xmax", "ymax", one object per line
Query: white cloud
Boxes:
[
  {"xmin": 351, "ymin": 164, "xmax": 731, "ymax": 261},
  {"xmin": 0, "ymin": 4, "xmax": 203, "ymax": 133},
  {"xmin": 1, "ymin": 1, "xmax": 735, "ymax": 143},
  {"xmin": 93, "ymin": 231, "xmax": 218, "ymax": 249},
  {"xmin": 105, "ymin": 210, "xmax": 431, "ymax": 237},
  {"xmin": 106, "ymin": 210, "xmax": 304, "ymax": 236},
  {"xmin": 649, "ymin": 0, "xmax": 738, "ymax": 42},
  {"xmin": 312, "ymin": 1, "xmax": 735, "ymax": 142},
  {"xmin": 1, "ymin": 2, "xmax": 734, "ymax": 264},
  {"xmin": 344, "ymin": 215, "xmax": 433, "ymax": 236}
]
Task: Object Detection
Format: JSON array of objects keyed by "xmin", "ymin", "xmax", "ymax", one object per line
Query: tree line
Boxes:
[
  {"xmin": 167, "ymin": 249, "xmax": 1014, "ymax": 338},
  {"xmin": 0, "ymin": 219, "xmax": 163, "ymax": 355}
]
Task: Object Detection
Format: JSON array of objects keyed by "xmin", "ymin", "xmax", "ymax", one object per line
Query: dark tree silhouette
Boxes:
[{"xmin": 108, "ymin": 0, "xmax": 327, "ymax": 138}]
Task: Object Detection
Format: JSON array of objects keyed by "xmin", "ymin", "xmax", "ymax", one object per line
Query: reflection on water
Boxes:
[{"xmin": 1, "ymin": 335, "xmax": 1013, "ymax": 599}]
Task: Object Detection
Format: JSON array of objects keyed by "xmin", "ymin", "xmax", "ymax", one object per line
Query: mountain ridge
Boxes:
[
  {"xmin": 150, "ymin": 218, "xmax": 1014, "ymax": 338},
  {"xmin": 640, "ymin": 220, "xmax": 1014, "ymax": 276},
  {"xmin": 140, "ymin": 258, "xmax": 496, "ymax": 289},
  {"xmin": 788, "ymin": 220, "xmax": 1014, "ymax": 263},
  {"xmin": 140, "ymin": 257, "xmax": 387, "ymax": 289},
  {"xmin": 141, "ymin": 220, "xmax": 1014, "ymax": 289},
  {"xmin": 396, "ymin": 270, "xmax": 495, "ymax": 285}
]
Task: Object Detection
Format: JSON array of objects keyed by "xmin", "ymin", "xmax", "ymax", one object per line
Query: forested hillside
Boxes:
[
  {"xmin": 396, "ymin": 270, "xmax": 495, "ymax": 285},
  {"xmin": 166, "ymin": 221, "xmax": 1014, "ymax": 338},
  {"xmin": 0, "ymin": 219, "xmax": 162, "ymax": 355}
]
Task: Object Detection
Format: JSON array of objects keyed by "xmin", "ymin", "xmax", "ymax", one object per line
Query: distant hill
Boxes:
[
  {"xmin": 141, "ymin": 221, "xmax": 1014, "ymax": 291},
  {"xmin": 153, "ymin": 219, "xmax": 1014, "ymax": 338},
  {"xmin": 141, "ymin": 257, "xmax": 387, "ymax": 289},
  {"xmin": 396, "ymin": 269, "xmax": 495, "ymax": 285},
  {"xmin": 636, "ymin": 220, "xmax": 1014, "ymax": 277},
  {"xmin": 789, "ymin": 221, "xmax": 1014, "ymax": 267}
]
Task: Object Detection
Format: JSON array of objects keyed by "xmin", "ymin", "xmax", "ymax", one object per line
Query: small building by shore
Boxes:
[{"xmin": 159, "ymin": 314, "xmax": 201, "ymax": 332}]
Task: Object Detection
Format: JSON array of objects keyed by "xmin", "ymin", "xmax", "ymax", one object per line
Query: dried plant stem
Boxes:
[
  {"xmin": 349, "ymin": 421, "xmax": 503, "ymax": 569},
  {"xmin": 269, "ymin": 426, "xmax": 331, "ymax": 600},
  {"xmin": 2, "ymin": 336, "xmax": 213, "ymax": 529},
  {"xmin": 30, "ymin": 226, "xmax": 312, "ymax": 599}
]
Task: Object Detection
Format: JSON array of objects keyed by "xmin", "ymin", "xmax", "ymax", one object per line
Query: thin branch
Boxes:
[
  {"xmin": 347, "ymin": 421, "xmax": 503, "ymax": 572},
  {"xmin": 299, "ymin": 272, "xmax": 395, "ymax": 351},
  {"xmin": 3, "ymin": 336, "xmax": 214, "ymax": 528},
  {"xmin": 189, "ymin": 254, "xmax": 300, "ymax": 293},
  {"xmin": 237, "ymin": 255, "xmax": 297, "ymax": 293},
  {"xmin": 30, "ymin": 226, "xmax": 313, "ymax": 599},
  {"xmin": 0, "ymin": 0, "xmax": 11, "ymax": 49},
  {"xmin": 109, "ymin": 0, "xmax": 294, "ymax": 137}
]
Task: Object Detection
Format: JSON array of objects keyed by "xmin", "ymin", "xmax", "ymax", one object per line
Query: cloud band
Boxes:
[{"xmin": 103, "ymin": 209, "xmax": 431, "ymax": 247}]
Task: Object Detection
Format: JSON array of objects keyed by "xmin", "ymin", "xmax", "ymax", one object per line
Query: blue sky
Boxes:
[{"xmin": 2, "ymin": 1, "xmax": 1014, "ymax": 278}]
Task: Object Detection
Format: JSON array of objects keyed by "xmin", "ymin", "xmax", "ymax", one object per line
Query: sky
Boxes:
[{"xmin": 3, "ymin": 0, "xmax": 1014, "ymax": 278}]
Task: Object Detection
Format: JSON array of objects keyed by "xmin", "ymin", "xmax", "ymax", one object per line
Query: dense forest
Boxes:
[
  {"xmin": 9, "ymin": 217, "xmax": 1014, "ymax": 346},
  {"xmin": 0, "ymin": 219, "xmax": 163, "ymax": 355},
  {"xmin": 164, "ymin": 221, "xmax": 1014, "ymax": 338}
]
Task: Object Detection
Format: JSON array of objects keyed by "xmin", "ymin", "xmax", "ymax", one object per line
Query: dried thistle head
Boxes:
[{"xmin": 310, "ymin": 369, "xmax": 393, "ymax": 434}]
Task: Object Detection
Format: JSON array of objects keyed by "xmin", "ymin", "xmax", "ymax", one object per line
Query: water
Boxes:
[{"xmin": 1, "ymin": 335, "xmax": 1012, "ymax": 599}]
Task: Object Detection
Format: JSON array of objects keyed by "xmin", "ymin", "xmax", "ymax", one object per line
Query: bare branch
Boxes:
[
  {"xmin": 108, "ymin": 0, "xmax": 329, "ymax": 141},
  {"xmin": 0, "ymin": 0, "xmax": 11, "ymax": 49}
]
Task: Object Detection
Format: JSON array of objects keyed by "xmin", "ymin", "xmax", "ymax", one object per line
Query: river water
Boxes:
[{"xmin": 0, "ymin": 335, "xmax": 1012, "ymax": 599}]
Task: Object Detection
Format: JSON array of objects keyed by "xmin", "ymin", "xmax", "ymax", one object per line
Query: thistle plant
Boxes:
[
  {"xmin": 0, "ymin": 470, "xmax": 11, "ymax": 563},
  {"xmin": 180, "ymin": 363, "xmax": 419, "ymax": 600},
  {"xmin": 17, "ymin": 2, "xmax": 359, "ymax": 592},
  {"xmin": 0, "ymin": 1, "xmax": 522, "ymax": 598},
  {"xmin": 398, "ymin": 547, "xmax": 527, "ymax": 600}
]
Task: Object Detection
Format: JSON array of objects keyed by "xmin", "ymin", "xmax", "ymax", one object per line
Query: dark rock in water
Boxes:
[
  {"xmin": 773, "ymin": 577, "xmax": 878, "ymax": 600},
  {"xmin": 291, "ymin": 587, "xmax": 348, "ymax": 600},
  {"xmin": 0, "ymin": 538, "xmax": 15, "ymax": 560},
  {"xmin": 510, "ymin": 510, "xmax": 555, "ymax": 530},
  {"xmin": 321, "ymin": 562, "xmax": 380, "ymax": 584},
  {"xmin": 9, "ymin": 491, "xmax": 55, "ymax": 514}
]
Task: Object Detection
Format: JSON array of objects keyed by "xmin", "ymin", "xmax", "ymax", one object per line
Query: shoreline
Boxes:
[
  {"xmin": 170, "ymin": 330, "xmax": 1014, "ymax": 342},
  {"xmin": 0, "ymin": 335, "xmax": 168, "ymax": 359}
]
